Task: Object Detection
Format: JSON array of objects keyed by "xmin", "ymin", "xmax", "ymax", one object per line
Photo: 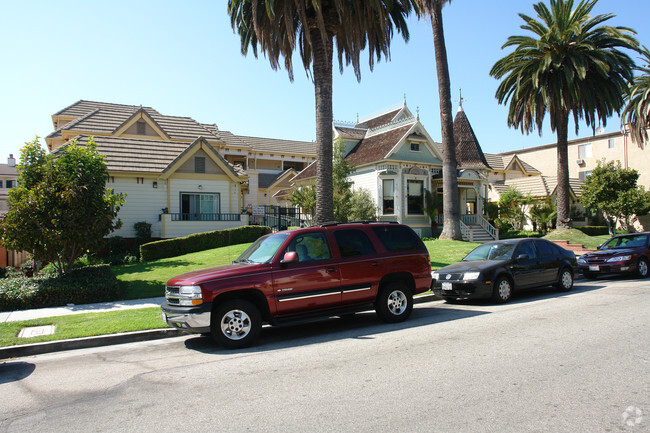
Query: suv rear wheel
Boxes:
[
  {"xmin": 375, "ymin": 282, "xmax": 413, "ymax": 323},
  {"xmin": 211, "ymin": 300, "xmax": 261, "ymax": 349}
]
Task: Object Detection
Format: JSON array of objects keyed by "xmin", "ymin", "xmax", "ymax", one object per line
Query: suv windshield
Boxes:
[
  {"xmin": 464, "ymin": 243, "xmax": 516, "ymax": 261},
  {"xmin": 234, "ymin": 233, "xmax": 290, "ymax": 264}
]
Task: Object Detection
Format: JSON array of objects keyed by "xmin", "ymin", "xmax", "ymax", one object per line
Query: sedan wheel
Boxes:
[
  {"xmin": 556, "ymin": 268, "xmax": 573, "ymax": 292},
  {"xmin": 491, "ymin": 276, "xmax": 512, "ymax": 304},
  {"xmin": 637, "ymin": 257, "xmax": 649, "ymax": 278}
]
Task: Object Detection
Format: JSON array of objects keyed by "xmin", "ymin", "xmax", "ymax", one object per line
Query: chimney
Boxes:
[{"xmin": 8, "ymin": 154, "xmax": 16, "ymax": 167}]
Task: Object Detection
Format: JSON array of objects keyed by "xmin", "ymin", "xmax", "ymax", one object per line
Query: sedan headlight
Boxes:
[
  {"xmin": 166, "ymin": 285, "xmax": 203, "ymax": 306},
  {"xmin": 463, "ymin": 272, "xmax": 481, "ymax": 280},
  {"xmin": 606, "ymin": 255, "xmax": 632, "ymax": 263},
  {"xmin": 577, "ymin": 258, "xmax": 586, "ymax": 264}
]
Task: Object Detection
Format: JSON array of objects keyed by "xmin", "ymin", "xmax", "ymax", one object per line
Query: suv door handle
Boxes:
[
  {"xmin": 370, "ymin": 261, "xmax": 379, "ymax": 267},
  {"xmin": 326, "ymin": 267, "xmax": 337, "ymax": 274}
]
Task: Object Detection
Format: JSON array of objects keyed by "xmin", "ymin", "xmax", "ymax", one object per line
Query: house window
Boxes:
[
  {"xmin": 578, "ymin": 171, "xmax": 593, "ymax": 181},
  {"xmin": 578, "ymin": 143, "xmax": 592, "ymax": 159},
  {"xmin": 0, "ymin": 180, "xmax": 3, "ymax": 188},
  {"xmin": 195, "ymin": 157, "xmax": 206, "ymax": 173},
  {"xmin": 181, "ymin": 193, "xmax": 220, "ymax": 221},
  {"xmin": 5, "ymin": 180, "xmax": 14, "ymax": 189},
  {"xmin": 407, "ymin": 179, "xmax": 424, "ymax": 215},
  {"xmin": 608, "ymin": 138, "xmax": 615, "ymax": 149},
  {"xmin": 382, "ymin": 179, "xmax": 395, "ymax": 214},
  {"xmin": 136, "ymin": 120, "xmax": 146, "ymax": 135},
  {"xmin": 410, "ymin": 142, "xmax": 420, "ymax": 152},
  {"xmin": 465, "ymin": 188, "xmax": 477, "ymax": 215}
]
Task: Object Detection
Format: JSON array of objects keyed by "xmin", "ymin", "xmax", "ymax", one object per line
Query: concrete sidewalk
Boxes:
[{"xmin": 0, "ymin": 297, "xmax": 166, "ymax": 323}]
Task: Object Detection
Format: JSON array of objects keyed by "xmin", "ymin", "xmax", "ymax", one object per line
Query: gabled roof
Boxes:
[
  {"xmin": 453, "ymin": 107, "xmax": 491, "ymax": 170},
  {"xmin": 113, "ymin": 107, "xmax": 171, "ymax": 140},
  {"xmin": 356, "ymin": 108, "xmax": 402, "ymax": 129},
  {"xmin": 261, "ymin": 169, "xmax": 297, "ymax": 190},
  {"xmin": 161, "ymin": 137, "xmax": 243, "ymax": 181},
  {"xmin": 484, "ymin": 153, "xmax": 541, "ymax": 174},
  {"xmin": 334, "ymin": 126, "xmax": 367, "ymax": 140},
  {"xmin": 345, "ymin": 123, "xmax": 415, "ymax": 167},
  {"xmin": 235, "ymin": 135, "xmax": 317, "ymax": 155},
  {"xmin": 292, "ymin": 160, "xmax": 317, "ymax": 183},
  {"xmin": 53, "ymin": 100, "xmax": 160, "ymax": 119},
  {"xmin": 64, "ymin": 135, "xmax": 244, "ymax": 179},
  {"xmin": 491, "ymin": 176, "xmax": 583, "ymax": 198}
]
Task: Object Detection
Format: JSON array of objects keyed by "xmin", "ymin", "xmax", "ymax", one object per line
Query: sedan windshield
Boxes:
[
  {"xmin": 600, "ymin": 234, "xmax": 648, "ymax": 250},
  {"xmin": 464, "ymin": 243, "xmax": 516, "ymax": 261},
  {"xmin": 234, "ymin": 233, "xmax": 290, "ymax": 264}
]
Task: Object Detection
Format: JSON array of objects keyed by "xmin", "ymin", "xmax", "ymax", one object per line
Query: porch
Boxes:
[{"xmin": 161, "ymin": 213, "xmax": 248, "ymax": 238}]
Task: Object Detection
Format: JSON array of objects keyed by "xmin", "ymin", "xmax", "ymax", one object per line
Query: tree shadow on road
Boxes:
[{"xmin": 0, "ymin": 361, "xmax": 35, "ymax": 384}]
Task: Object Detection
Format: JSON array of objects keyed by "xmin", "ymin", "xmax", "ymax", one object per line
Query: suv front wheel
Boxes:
[
  {"xmin": 211, "ymin": 299, "xmax": 262, "ymax": 349},
  {"xmin": 375, "ymin": 282, "xmax": 413, "ymax": 323}
]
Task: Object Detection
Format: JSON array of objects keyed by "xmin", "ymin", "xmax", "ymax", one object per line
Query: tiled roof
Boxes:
[
  {"xmin": 494, "ymin": 176, "xmax": 583, "ymax": 198},
  {"xmin": 54, "ymin": 100, "xmax": 160, "ymax": 118},
  {"xmin": 236, "ymin": 135, "xmax": 317, "ymax": 155},
  {"xmin": 345, "ymin": 123, "xmax": 414, "ymax": 167},
  {"xmin": 453, "ymin": 108, "xmax": 491, "ymax": 170},
  {"xmin": 292, "ymin": 160, "xmax": 317, "ymax": 183},
  {"xmin": 484, "ymin": 153, "xmax": 540, "ymax": 174},
  {"xmin": 356, "ymin": 108, "xmax": 401, "ymax": 129},
  {"xmin": 258, "ymin": 172, "xmax": 284, "ymax": 189},
  {"xmin": 0, "ymin": 165, "xmax": 17, "ymax": 176},
  {"xmin": 64, "ymin": 135, "xmax": 243, "ymax": 177}
]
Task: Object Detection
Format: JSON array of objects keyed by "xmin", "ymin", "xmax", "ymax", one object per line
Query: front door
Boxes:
[{"xmin": 272, "ymin": 232, "xmax": 341, "ymax": 316}]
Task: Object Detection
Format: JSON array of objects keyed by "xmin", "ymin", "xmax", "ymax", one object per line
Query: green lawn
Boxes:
[
  {"xmin": 113, "ymin": 243, "xmax": 251, "ymax": 299},
  {"xmin": 543, "ymin": 228, "xmax": 610, "ymax": 250},
  {"xmin": 0, "ymin": 307, "xmax": 165, "ymax": 347},
  {"xmin": 425, "ymin": 238, "xmax": 480, "ymax": 270}
]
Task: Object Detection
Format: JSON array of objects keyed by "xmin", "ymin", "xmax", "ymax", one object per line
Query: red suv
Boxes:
[{"xmin": 161, "ymin": 222, "xmax": 432, "ymax": 348}]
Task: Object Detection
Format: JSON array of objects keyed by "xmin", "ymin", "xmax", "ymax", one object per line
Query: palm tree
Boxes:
[
  {"xmin": 490, "ymin": 0, "xmax": 638, "ymax": 230},
  {"xmin": 228, "ymin": 1, "xmax": 412, "ymax": 225},
  {"xmin": 622, "ymin": 46, "xmax": 650, "ymax": 147},
  {"xmin": 413, "ymin": 0, "xmax": 462, "ymax": 240}
]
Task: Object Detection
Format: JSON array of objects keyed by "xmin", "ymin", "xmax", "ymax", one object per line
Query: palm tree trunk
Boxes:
[
  {"xmin": 431, "ymin": 5, "xmax": 462, "ymax": 240},
  {"xmin": 311, "ymin": 29, "xmax": 334, "ymax": 225},
  {"xmin": 556, "ymin": 114, "xmax": 572, "ymax": 230}
]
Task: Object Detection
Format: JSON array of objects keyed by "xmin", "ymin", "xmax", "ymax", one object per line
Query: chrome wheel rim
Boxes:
[
  {"xmin": 561, "ymin": 271, "xmax": 573, "ymax": 289},
  {"xmin": 498, "ymin": 280, "xmax": 511, "ymax": 300},
  {"xmin": 387, "ymin": 290, "xmax": 407, "ymax": 316},
  {"xmin": 220, "ymin": 309, "xmax": 251, "ymax": 340},
  {"xmin": 640, "ymin": 260, "xmax": 648, "ymax": 277}
]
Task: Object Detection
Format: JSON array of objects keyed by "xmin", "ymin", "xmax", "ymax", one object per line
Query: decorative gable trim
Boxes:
[
  {"xmin": 384, "ymin": 121, "xmax": 443, "ymax": 162},
  {"xmin": 161, "ymin": 137, "xmax": 244, "ymax": 182},
  {"xmin": 113, "ymin": 108, "xmax": 170, "ymax": 140}
]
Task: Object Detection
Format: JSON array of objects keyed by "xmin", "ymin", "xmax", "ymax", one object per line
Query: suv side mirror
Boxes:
[{"xmin": 281, "ymin": 251, "xmax": 299, "ymax": 264}]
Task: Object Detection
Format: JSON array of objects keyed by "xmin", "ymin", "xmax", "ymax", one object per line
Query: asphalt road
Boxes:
[{"xmin": 1, "ymin": 278, "xmax": 648, "ymax": 432}]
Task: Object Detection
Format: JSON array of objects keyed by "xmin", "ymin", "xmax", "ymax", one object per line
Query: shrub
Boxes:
[
  {"xmin": 134, "ymin": 221, "xmax": 152, "ymax": 250},
  {"xmin": 574, "ymin": 226, "xmax": 609, "ymax": 236},
  {"xmin": 107, "ymin": 236, "xmax": 127, "ymax": 256},
  {"xmin": 0, "ymin": 265, "xmax": 123, "ymax": 311},
  {"xmin": 140, "ymin": 225, "xmax": 272, "ymax": 261}
]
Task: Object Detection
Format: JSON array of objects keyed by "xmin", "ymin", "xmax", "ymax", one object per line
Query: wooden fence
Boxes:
[{"xmin": 0, "ymin": 247, "xmax": 30, "ymax": 268}]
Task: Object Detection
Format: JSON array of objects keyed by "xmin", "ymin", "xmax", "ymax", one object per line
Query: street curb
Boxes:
[
  {"xmin": 0, "ymin": 328, "xmax": 185, "ymax": 360},
  {"xmin": 0, "ymin": 294, "xmax": 442, "ymax": 359}
]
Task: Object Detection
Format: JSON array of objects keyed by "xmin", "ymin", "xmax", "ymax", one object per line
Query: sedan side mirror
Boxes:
[
  {"xmin": 516, "ymin": 253, "xmax": 530, "ymax": 261},
  {"xmin": 281, "ymin": 251, "xmax": 299, "ymax": 264}
]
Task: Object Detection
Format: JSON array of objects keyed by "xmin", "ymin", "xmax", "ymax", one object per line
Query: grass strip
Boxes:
[{"xmin": 0, "ymin": 307, "xmax": 165, "ymax": 347}]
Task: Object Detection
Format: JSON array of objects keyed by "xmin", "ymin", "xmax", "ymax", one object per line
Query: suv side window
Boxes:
[
  {"xmin": 288, "ymin": 232, "xmax": 331, "ymax": 262},
  {"xmin": 371, "ymin": 225, "xmax": 425, "ymax": 252},
  {"xmin": 334, "ymin": 229, "xmax": 376, "ymax": 258}
]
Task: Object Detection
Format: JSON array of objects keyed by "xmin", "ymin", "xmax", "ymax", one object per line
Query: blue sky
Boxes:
[{"xmin": 1, "ymin": 0, "xmax": 648, "ymax": 162}]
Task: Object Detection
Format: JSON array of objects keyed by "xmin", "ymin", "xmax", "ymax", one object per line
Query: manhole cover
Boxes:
[{"xmin": 18, "ymin": 325, "xmax": 56, "ymax": 338}]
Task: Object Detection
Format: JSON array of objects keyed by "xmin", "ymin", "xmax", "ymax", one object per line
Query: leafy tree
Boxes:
[
  {"xmin": 622, "ymin": 45, "xmax": 650, "ymax": 147},
  {"xmin": 490, "ymin": 0, "xmax": 638, "ymax": 230},
  {"xmin": 289, "ymin": 184, "xmax": 316, "ymax": 226},
  {"xmin": 498, "ymin": 186, "xmax": 533, "ymax": 230},
  {"xmin": 529, "ymin": 197, "xmax": 557, "ymax": 234},
  {"xmin": 580, "ymin": 160, "xmax": 650, "ymax": 235},
  {"xmin": 228, "ymin": 0, "xmax": 412, "ymax": 225},
  {"xmin": 348, "ymin": 188, "xmax": 378, "ymax": 222},
  {"xmin": 332, "ymin": 139, "xmax": 353, "ymax": 223},
  {"xmin": 0, "ymin": 137, "xmax": 126, "ymax": 274},
  {"xmin": 413, "ymin": 0, "xmax": 462, "ymax": 240}
]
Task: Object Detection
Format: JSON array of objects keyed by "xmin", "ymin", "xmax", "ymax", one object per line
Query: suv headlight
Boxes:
[
  {"xmin": 166, "ymin": 285, "xmax": 203, "ymax": 306},
  {"xmin": 606, "ymin": 255, "xmax": 632, "ymax": 263},
  {"xmin": 463, "ymin": 272, "xmax": 481, "ymax": 280}
]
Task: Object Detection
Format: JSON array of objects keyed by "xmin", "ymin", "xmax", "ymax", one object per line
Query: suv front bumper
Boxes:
[{"xmin": 161, "ymin": 301, "xmax": 212, "ymax": 333}]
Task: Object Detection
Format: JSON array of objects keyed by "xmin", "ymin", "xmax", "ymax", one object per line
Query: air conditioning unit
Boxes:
[{"xmin": 576, "ymin": 159, "xmax": 584, "ymax": 165}]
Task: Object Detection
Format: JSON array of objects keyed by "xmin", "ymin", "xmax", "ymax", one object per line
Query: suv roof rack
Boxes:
[{"xmin": 320, "ymin": 220, "xmax": 399, "ymax": 227}]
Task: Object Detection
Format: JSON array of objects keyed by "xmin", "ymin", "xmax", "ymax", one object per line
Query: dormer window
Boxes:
[
  {"xmin": 195, "ymin": 157, "xmax": 206, "ymax": 173},
  {"xmin": 136, "ymin": 120, "xmax": 146, "ymax": 135},
  {"xmin": 410, "ymin": 142, "xmax": 420, "ymax": 152}
]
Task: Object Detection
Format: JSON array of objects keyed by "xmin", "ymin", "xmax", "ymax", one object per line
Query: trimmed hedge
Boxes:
[
  {"xmin": 0, "ymin": 265, "xmax": 123, "ymax": 312},
  {"xmin": 574, "ymin": 226, "xmax": 609, "ymax": 236},
  {"xmin": 140, "ymin": 225, "xmax": 272, "ymax": 261}
]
